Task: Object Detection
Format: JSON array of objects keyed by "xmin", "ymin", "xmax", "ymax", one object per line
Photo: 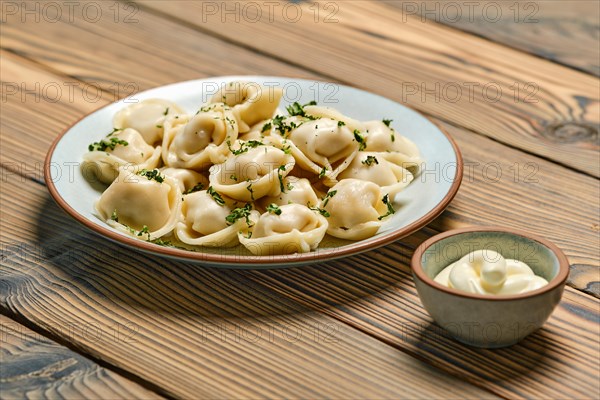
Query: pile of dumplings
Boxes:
[{"xmin": 83, "ymin": 82, "xmax": 422, "ymax": 256}]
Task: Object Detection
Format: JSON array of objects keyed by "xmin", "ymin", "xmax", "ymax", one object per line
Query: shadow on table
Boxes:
[
  {"xmin": 413, "ymin": 321, "xmax": 552, "ymax": 381},
  {"xmin": 33, "ymin": 195, "xmax": 412, "ymax": 321},
  {"xmin": 31, "ymin": 196, "xmax": 555, "ymax": 387}
]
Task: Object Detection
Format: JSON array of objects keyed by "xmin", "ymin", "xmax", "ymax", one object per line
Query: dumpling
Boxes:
[
  {"xmin": 209, "ymin": 144, "xmax": 295, "ymax": 202},
  {"xmin": 238, "ymin": 204, "xmax": 328, "ymax": 255},
  {"xmin": 162, "ymin": 103, "xmax": 238, "ymax": 170},
  {"xmin": 269, "ymin": 117, "xmax": 360, "ymax": 185},
  {"xmin": 210, "ymin": 81, "xmax": 283, "ymax": 133},
  {"xmin": 304, "ymin": 105, "xmax": 365, "ymax": 132},
  {"xmin": 160, "ymin": 167, "xmax": 209, "ymax": 194},
  {"xmin": 174, "ymin": 190, "xmax": 259, "ymax": 247},
  {"xmin": 239, "ymin": 119, "xmax": 270, "ymax": 141},
  {"xmin": 257, "ymin": 176, "xmax": 320, "ymax": 209},
  {"xmin": 96, "ymin": 168, "xmax": 182, "ymax": 240},
  {"xmin": 337, "ymin": 152, "xmax": 414, "ymax": 197},
  {"xmin": 322, "ymin": 179, "xmax": 394, "ymax": 240},
  {"xmin": 363, "ymin": 121, "xmax": 422, "ymax": 169},
  {"xmin": 82, "ymin": 128, "xmax": 162, "ymax": 184},
  {"xmin": 113, "ymin": 99, "xmax": 184, "ymax": 145}
]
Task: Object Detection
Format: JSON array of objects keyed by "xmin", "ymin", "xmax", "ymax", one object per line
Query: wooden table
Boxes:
[{"xmin": 1, "ymin": 1, "xmax": 599, "ymax": 398}]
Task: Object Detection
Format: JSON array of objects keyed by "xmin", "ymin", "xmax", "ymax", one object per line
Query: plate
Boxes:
[{"xmin": 45, "ymin": 76, "xmax": 463, "ymax": 268}]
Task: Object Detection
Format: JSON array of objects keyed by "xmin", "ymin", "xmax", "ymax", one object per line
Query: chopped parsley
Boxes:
[
  {"xmin": 184, "ymin": 182, "xmax": 205, "ymax": 194},
  {"xmin": 286, "ymin": 182, "xmax": 294, "ymax": 191},
  {"xmin": 383, "ymin": 119, "xmax": 396, "ymax": 142},
  {"xmin": 261, "ymin": 121, "xmax": 272, "ymax": 132},
  {"xmin": 230, "ymin": 174, "xmax": 238, "ymax": 182},
  {"xmin": 353, "ymin": 129, "xmax": 367, "ymax": 151},
  {"xmin": 227, "ymin": 139, "xmax": 264, "ymax": 155},
  {"xmin": 277, "ymin": 165, "xmax": 286, "ymax": 192},
  {"xmin": 270, "ymin": 115, "xmax": 300, "ymax": 137},
  {"xmin": 321, "ymin": 190, "xmax": 337, "ymax": 207},
  {"xmin": 286, "ymin": 100, "xmax": 317, "ymax": 117},
  {"xmin": 207, "ymin": 186, "xmax": 225, "ymax": 205},
  {"xmin": 151, "ymin": 238, "xmax": 173, "ymax": 247},
  {"xmin": 310, "ymin": 206, "xmax": 330, "ymax": 218},
  {"xmin": 246, "ymin": 183, "xmax": 255, "ymax": 200},
  {"xmin": 282, "ymin": 143, "xmax": 292, "ymax": 154},
  {"xmin": 156, "ymin": 124, "xmax": 163, "ymax": 128},
  {"xmin": 362, "ymin": 155, "xmax": 379, "ymax": 166},
  {"xmin": 88, "ymin": 137, "xmax": 128, "ymax": 152},
  {"xmin": 266, "ymin": 203, "xmax": 282, "ymax": 215},
  {"xmin": 163, "ymin": 107, "xmax": 169, "ymax": 116},
  {"xmin": 225, "ymin": 203, "xmax": 252, "ymax": 225},
  {"xmin": 318, "ymin": 166, "xmax": 327, "ymax": 179},
  {"xmin": 138, "ymin": 169, "xmax": 164, "ymax": 183},
  {"xmin": 337, "ymin": 120, "xmax": 346, "ymax": 127},
  {"xmin": 137, "ymin": 225, "xmax": 151, "ymax": 240},
  {"xmin": 111, "ymin": 209, "xmax": 119, "ymax": 222},
  {"xmin": 106, "ymin": 128, "xmax": 123, "ymax": 137},
  {"xmin": 378, "ymin": 194, "xmax": 396, "ymax": 220}
]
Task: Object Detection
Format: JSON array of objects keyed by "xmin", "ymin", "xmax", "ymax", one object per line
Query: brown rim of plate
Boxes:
[
  {"xmin": 411, "ymin": 226, "xmax": 570, "ymax": 300},
  {"xmin": 44, "ymin": 105, "xmax": 463, "ymax": 266}
]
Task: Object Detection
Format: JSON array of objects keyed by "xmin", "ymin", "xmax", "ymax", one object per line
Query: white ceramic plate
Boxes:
[{"xmin": 45, "ymin": 76, "xmax": 463, "ymax": 268}]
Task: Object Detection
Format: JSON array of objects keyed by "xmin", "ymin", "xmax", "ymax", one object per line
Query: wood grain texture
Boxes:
[
  {"xmin": 1, "ymin": 50, "xmax": 598, "ymax": 399},
  {"xmin": 2, "ymin": 4, "xmax": 599, "ymax": 399},
  {"xmin": 249, "ymin": 244, "xmax": 600, "ymax": 400},
  {"xmin": 1, "ymin": 174, "xmax": 499, "ymax": 400},
  {"xmin": 2, "ymin": 50, "xmax": 598, "ymax": 295},
  {"xmin": 135, "ymin": 0, "xmax": 600, "ymax": 177},
  {"xmin": 386, "ymin": 0, "xmax": 600, "ymax": 76},
  {"xmin": 1, "ymin": 168, "xmax": 597, "ymax": 400},
  {"xmin": 0, "ymin": 315, "xmax": 162, "ymax": 400}
]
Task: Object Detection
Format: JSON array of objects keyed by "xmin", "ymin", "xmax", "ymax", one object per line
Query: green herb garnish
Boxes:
[
  {"xmin": 106, "ymin": 128, "xmax": 123, "ymax": 137},
  {"xmin": 225, "ymin": 203, "xmax": 252, "ymax": 225},
  {"xmin": 184, "ymin": 182, "xmax": 205, "ymax": 194},
  {"xmin": 267, "ymin": 203, "xmax": 282, "ymax": 215},
  {"xmin": 261, "ymin": 121, "xmax": 272, "ymax": 132},
  {"xmin": 88, "ymin": 137, "xmax": 128, "ymax": 152},
  {"xmin": 382, "ymin": 119, "xmax": 392, "ymax": 127},
  {"xmin": 277, "ymin": 165, "xmax": 286, "ymax": 192},
  {"xmin": 337, "ymin": 120, "xmax": 346, "ymax": 127},
  {"xmin": 138, "ymin": 169, "xmax": 164, "ymax": 183},
  {"xmin": 321, "ymin": 190, "xmax": 337, "ymax": 207},
  {"xmin": 207, "ymin": 186, "xmax": 225, "ymax": 205},
  {"xmin": 362, "ymin": 155, "xmax": 379, "ymax": 166},
  {"xmin": 310, "ymin": 206, "xmax": 330, "ymax": 218},
  {"xmin": 246, "ymin": 183, "xmax": 255, "ymax": 200},
  {"xmin": 163, "ymin": 107, "xmax": 169, "ymax": 116},
  {"xmin": 378, "ymin": 194, "xmax": 395, "ymax": 220},
  {"xmin": 286, "ymin": 100, "xmax": 317, "ymax": 117},
  {"xmin": 227, "ymin": 139, "xmax": 264, "ymax": 155},
  {"xmin": 319, "ymin": 166, "xmax": 327, "ymax": 179},
  {"xmin": 111, "ymin": 209, "xmax": 119, "ymax": 222},
  {"xmin": 137, "ymin": 225, "xmax": 151, "ymax": 240},
  {"xmin": 353, "ymin": 129, "xmax": 366, "ymax": 151}
]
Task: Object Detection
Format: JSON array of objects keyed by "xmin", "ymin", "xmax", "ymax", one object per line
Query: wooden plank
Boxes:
[
  {"xmin": 2, "ymin": 50, "xmax": 598, "ymax": 295},
  {"xmin": 248, "ymin": 244, "xmax": 600, "ymax": 400},
  {"xmin": 0, "ymin": 315, "xmax": 162, "ymax": 399},
  {"xmin": 1, "ymin": 169, "xmax": 597, "ymax": 399},
  {"xmin": 0, "ymin": 173, "xmax": 499, "ymax": 400},
  {"xmin": 386, "ymin": 0, "xmax": 600, "ymax": 76},
  {"xmin": 0, "ymin": 1, "xmax": 317, "ymax": 96},
  {"xmin": 133, "ymin": 0, "xmax": 600, "ymax": 177}
]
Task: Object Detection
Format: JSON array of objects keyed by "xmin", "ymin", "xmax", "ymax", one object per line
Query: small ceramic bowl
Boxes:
[{"xmin": 411, "ymin": 226, "xmax": 569, "ymax": 348}]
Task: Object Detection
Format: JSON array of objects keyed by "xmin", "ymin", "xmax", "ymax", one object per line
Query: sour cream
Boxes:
[{"xmin": 434, "ymin": 250, "xmax": 548, "ymax": 295}]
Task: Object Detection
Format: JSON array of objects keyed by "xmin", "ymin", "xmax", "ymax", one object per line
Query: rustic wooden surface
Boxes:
[
  {"xmin": 1, "ymin": 1, "xmax": 599, "ymax": 399},
  {"xmin": 0, "ymin": 315, "xmax": 162, "ymax": 399}
]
